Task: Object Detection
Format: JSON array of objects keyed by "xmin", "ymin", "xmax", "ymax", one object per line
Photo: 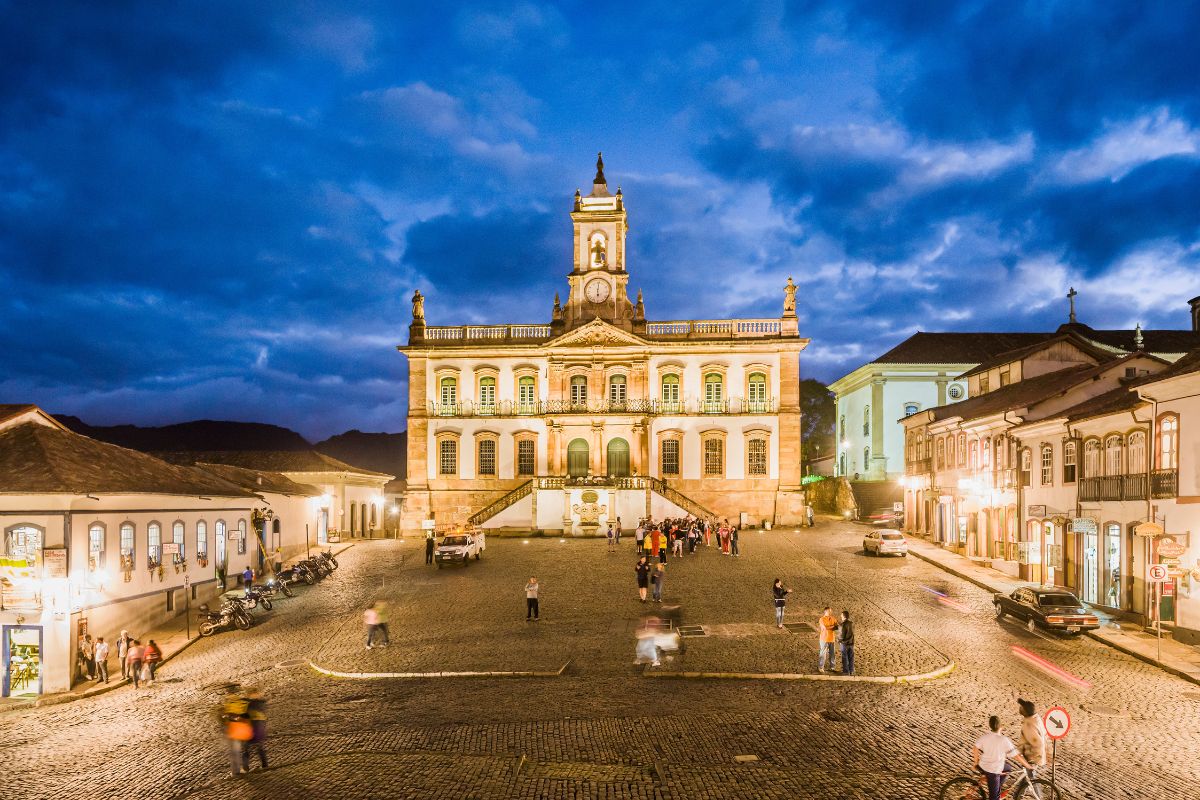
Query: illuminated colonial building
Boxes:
[{"xmin": 399, "ymin": 157, "xmax": 809, "ymax": 533}]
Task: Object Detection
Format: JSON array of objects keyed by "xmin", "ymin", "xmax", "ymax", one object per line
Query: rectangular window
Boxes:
[
  {"xmin": 517, "ymin": 440, "xmax": 535, "ymax": 476},
  {"xmin": 478, "ymin": 439, "xmax": 497, "ymax": 476},
  {"xmin": 1040, "ymin": 446, "xmax": 1053, "ymax": 486},
  {"xmin": 1020, "ymin": 449, "xmax": 1032, "ymax": 487},
  {"xmin": 661, "ymin": 377, "xmax": 680, "ymax": 412},
  {"xmin": 999, "ymin": 368, "xmax": 1011, "ymax": 387},
  {"xmin": 172, "ymin": 521, "xmax": 186, "ymax": 562},
  {"xmin": 88, "ymin": 524, "xmax": 105, "ymax": 571},
  {"xmin": 147, "ymin": 523, "xmax": 162, "ymax": 568},
  {"xmin": 703, "ymin": 438, "xmax": 724, "ymax": 476},
  {"xmin": 979, "ymin": 373, "xmax": 990, "ymax": 393},
  {"xmin": 570, "ymin": 377, "xmax": 587, "ymax": 407},
  {"xmin": 478, "ymin": 378, "xmax": 496, "ymax": 413},
  {"xmin": 747, "ymin": 439, "xmax": 767, "ymax": 476},
  {"xmin": 1063, "ymin": 442, "xmax": 1077, "ymax": 484},
  {"xmin": 439, "ymin": 439, "xmax": 457, "ymax": 475},
  {"xmin": 609, "ymin": 377, "xmax": 626, "ymax": 405},
  {"xmin": 197, "ymin": 522, "xmax": 208, "ymax": 558},
  {"xmin": 518, "ymin": 378, "xmax": 536, "ymax": 412},
  {"xmin": 661, "ymin": 439, "xmax": 680, "ymax": 475}
]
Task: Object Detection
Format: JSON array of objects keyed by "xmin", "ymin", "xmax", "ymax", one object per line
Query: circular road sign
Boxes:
[
  {"xmin": 1043, "ymin": 706, "xmax": 1071, "ymax": 741},
  {"xmin": 1149, "ymin": 564, "xmax": 1170, "ymax": 582}
]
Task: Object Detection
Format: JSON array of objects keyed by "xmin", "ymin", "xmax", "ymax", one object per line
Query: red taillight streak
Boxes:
[{"xmin": 1010, "ymin": 645, "xmax": 1092, "ymax": 689}]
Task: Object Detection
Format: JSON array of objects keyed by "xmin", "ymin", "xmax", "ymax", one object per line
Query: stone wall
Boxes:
[{"xmin": 805, "ymin": 476, "xmax": 856, "ymax": 515}]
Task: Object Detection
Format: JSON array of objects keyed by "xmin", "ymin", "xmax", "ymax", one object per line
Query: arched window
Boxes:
[
  {"xmin": 1019, "ymin": 448, "xmax": 1032, "ymax": 486},
  {"xmin": 661, "ymin": 374, "xmax": 680, "ymax": 411},
  {"xmin": 936, "ymin": 437, "xmax": 945, "ymax": 469},
  {"xmin": 969, "ymin": 440, "xmax": 979, "ymax": 471},
  {"xmin": 215, "ymin": 521, "xmax": 227, "ymax": 567},
  {"xmin": 237, "ymin": 520, "xmax": 247, "ymax": 555},
  {"xmin": 839, "ymin": 416, "xmax": 846, "ymax": 440},
  {"xmin": 608, "ymin": 374, "xmax": 627, "ymax": 408},
  {"xmin": 1158, "ymin": 414, "xmax": 1179, "ymax": 469},
  {"xmin": 982, "ymin": 437, "xmax": 991, "ymax": 468},
  {"xmin": 606, "ymin": 438, "xmax": 630, "ymax": 477},
  {"xmin": 1083, "ymin": 438, "xmax": 1102, "ymax": 478},
  {"xmin": 147, "ymin": 522, "xmax": 162, "ymax": 568},
  {"xmin": 88, "ymin": 523, "xmax": 105, "ymax": 572},
  {"xmin": 478, "ymin": 376, "xmax": 496, "ymax": 414},
  {"xmin": 863, "ymin": 406, "xmax": 870, "ymax": 436},
  {"xmin": 369, "ymin": 505, "xmax": 377, "ymax": 528},
  {"xmin": 439, "ymin": 438, "xmax": 457, "ymax": 475},
  {"xmin": 570, "ymin": 375, "xmax": 588, "ymax": 408},
  {"xmin": 172, "ymin": 521, "xmax": 185, "ymax": 563},
  {"xmin": 957, "ymin": 433, "xmax": 966, "ymax": 465},
  {"xmin": 567, "ymin": 438, "xmax": 589, "ymax": 477},
  {"xmin": 1104, "ymin": 435, "xmax": 1123, "ymax": 476},
  {"xmin": 119, "ymin": 523, "xmax": 135, "ymax": 570},
  {"xmin": 517, "ymin": 376, "xmax": 536, "ymax": 413},
  {"xmin": 747, "ymin": 372, "xmax": 768, "ymax": 412},
  {"xmin": 839, "ymin": 452, "xmax": 847, "ymax": 475},
  {"xmin": 349, "ymin": 504, "xmax": 356, "ymax": 533},
  {"xmin": 1063, "ymin": 441, "xmax": 1077, "ymax": 483},
  {"xmin": 590, "ymin": 232, "xmax": 607, "ymax": 266},
  {"xmin": 1127, "ymin": 431, "xmax": 1147, "ymax": 475},
  {"xmin": 478, "ymin": 437, "xmax": 497, "ymax": 476},
  {"xmin": 1040, "ymin": 445, "xmax": 1053, "ymax": 486},
  {"xmin": 196, "ymin": 521, "xmax": 208, "ymax": 560},
  {"xmin": 439, "ymin": 377, "xmax": 457, "ymax": 414},
  {"xmin": 703, "ymin": 373, "xmax": 724, "ymax": 412},
  {"xmin": 863, "ymin": 446, "xmax": 870, "ymax": 469}
]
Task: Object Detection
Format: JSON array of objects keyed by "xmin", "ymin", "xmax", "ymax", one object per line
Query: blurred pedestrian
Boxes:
[
  {"xmin": 635, "ymin": 522, "xmax": 645, "ymax": 552},
  {"xmin": 126, "ymin": 639, "xmax": 145, "ymax": 689},
  {"xmin": 818, "ymin": 607, "xmax": 838, "ymax": 673},
  {"xmin": 78, "ymin": 633, "xmax": 95, "ymax": 681},
  {"xmin": 144, "ymin": 639, "xmax": 162, "ymax": 683},
  {"xmin": 838, "ymin": 610, "xmax": 855, "ymax": 675},
  {"xmin": 672, "ymin": 529, "xmax": 684, "ymax": 558},
  {"xmin": 772, "ymin": 579, "xmax": 792, "ymax": 628},
  {"xmin": 242, "ymin": 687, "xmax": 268, "ymax": 771},
  {"xmin": 607, "ymin": 525, "xmax": 615, "ymax": 553},
  {"xmin": 730, "ymin": 526, "xmax": 740, "ymax": 557},
  {"xmin": 93, "ymin": 636, "xmax": 110, "ymax": 683},
  {"xmin": 636, "ymin": 557, "xmax": 651, "ymax": 602},
  {"xmin": 219, "ymin": 683, "xmax": 250, "ymax": 776},
  {"xmin": 1017, "ymin": 699, "xmax": 1046, "ymax": 778},
  {"xmin": 364, "ymin": 604, "xmax": 380, "ymax": 649},
  {"xmin": 425, "ymin": 529, "xmax": 436, "ymax": 564},
  {"xmin": 806, "ymin": 505, "xmax": 815, "ymax": 527},
  {"xmin": 116, "ymin": 630, "xmax": 131, "ymax": 679},
  {"xmin": 525, "ymin": 577, "xmax": 540, "ymax": 621},
  {"xmin": 652, "ymin": 563, "xmax": 666, "ymax": 602},
  {"xmin": 242, "ymin": 566, "xmax": 254, "ymax": 594},
  {"xmin": 374, "ymin": 601, "xmax": 391, "ymax": 646}
]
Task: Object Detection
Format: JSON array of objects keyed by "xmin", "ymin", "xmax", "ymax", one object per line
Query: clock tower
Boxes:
[{"xmin": 561, "ymin": 153, "xmax": 637, "ymax": 331}]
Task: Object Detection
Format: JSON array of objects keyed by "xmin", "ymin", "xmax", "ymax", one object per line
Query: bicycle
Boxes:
[{"xmin": 939, "ymin": 763, "xmax": 1061, "ymax": 800}]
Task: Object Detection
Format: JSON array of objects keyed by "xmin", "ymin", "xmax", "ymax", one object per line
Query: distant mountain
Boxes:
[
  {"xmin": 55, "ymin": 415, "xmax": 313, "ymax": 452},
  {"xmin": 314, "ymin": 430, "xmax": 407, "ymax": 481}
]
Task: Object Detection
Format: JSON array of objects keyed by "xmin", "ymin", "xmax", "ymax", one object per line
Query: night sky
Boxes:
[{"xmin": 4, "ymin": 2, "xmax": 1200, "ymax": 439}]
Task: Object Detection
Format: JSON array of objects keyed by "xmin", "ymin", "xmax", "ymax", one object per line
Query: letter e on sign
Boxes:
[
  {"xmin": 1149, "ymin": 564, "xmax": 1169, "ymax": 582},
  {"xmin": 1043, "ymin": 706, "xmax": 1071, "ymax": 741}
]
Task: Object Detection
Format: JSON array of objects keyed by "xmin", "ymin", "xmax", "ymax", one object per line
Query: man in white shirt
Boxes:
[{"xmin": 973, "ymin": 715, "xmax": 1033, "ymax": 800}]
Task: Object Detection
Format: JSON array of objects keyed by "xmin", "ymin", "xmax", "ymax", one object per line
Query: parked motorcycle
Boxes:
[
  {"xmin": 318, "ymin": 550, "xmax": 339, "ymax": 570},
  {"xmin": 197, "ymin": 599, "xmax": 252, "ymax": 636},
  {"xmin": 299, "ymin": 557, "xmax": 330, "ymax": 579},
  {"xmin": 263, "ymin": 576, "xmax": 294, "ymax": 598},
  {"xmin": 241, "ymin": 585, "xmax": 273, "ymax": 611}
]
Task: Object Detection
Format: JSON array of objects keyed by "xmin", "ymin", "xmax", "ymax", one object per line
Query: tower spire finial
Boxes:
[
  {"xmin": 594, "ymin": 151, "xmax": 606, "ymax": 185},
  {"xmin": 1067, "ymin": 286, "xmax": 1078, "ymax": 324},
  {"xmin": 1134, "ymin": 322, "xmax": 1144, "ymax": 350}
]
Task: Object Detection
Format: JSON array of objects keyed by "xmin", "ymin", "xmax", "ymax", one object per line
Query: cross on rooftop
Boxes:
[{"xmin": 1067, "ymin": 286, "xmax": 1078, "ymax": 323}]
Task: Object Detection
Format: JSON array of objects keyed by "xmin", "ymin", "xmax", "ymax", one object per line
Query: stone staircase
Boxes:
[
  {"xmin": 467, "ymin": 480, "xmax": 533, "ymax": 527},
  {"xmin": 848, "ymin": 480, "xmax": 902, "ymax": 519},
  {"xmin": 466, "ymin": 476, "xmax": 716, "ymax": 528}
]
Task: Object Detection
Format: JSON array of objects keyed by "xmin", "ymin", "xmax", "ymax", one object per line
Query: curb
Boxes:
[
  {"xmin": 307, "ymin": 658, "xmax": 572, "ymax": 680},
  {"xmin": 644, "ymin": 659, "xmax": 956, "ymax": 683},
  {"xmin": 908, "ymin": 542, "xmax": 1200, "ymax": 687}
]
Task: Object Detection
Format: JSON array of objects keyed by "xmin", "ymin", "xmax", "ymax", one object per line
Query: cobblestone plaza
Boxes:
[{"xmin": 4, "ymin": 522, "xmax": 1198, "ymax": 799}]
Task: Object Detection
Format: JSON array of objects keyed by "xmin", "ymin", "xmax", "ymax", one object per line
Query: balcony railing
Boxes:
[
  {"xmin": 423, "ymin": 324, "xmax": 553, "ymax": 342},
  {"xmin": 427, "ymin": 397, "xmax": 779, "ymax": 417},
  {"xmin": 1151, "ymin": 469, "xmax": 1179, "ymax": 499},
  {"xmin": 644, "ymin": 319, "xmax": 783, "ymax": 339},
  {"xmin": 1078, "ymin": 472, "xmax": 1162, "ymax": 502},
  {"xmin": 908, "ymin": 457, "xmax": 932, "ymax": 475}
]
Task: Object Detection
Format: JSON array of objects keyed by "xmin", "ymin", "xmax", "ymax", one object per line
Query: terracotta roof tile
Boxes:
[
  {"xmin": 158, "ymin": 450, "xmax": 393, "ymax": 478},
  {"xmin": 873, "ymin": 332, "xmax": 1052, "ymax": 365},
  {"xmin": 191, "ymin": 462, "xmax": 322, "ymax": 496}
]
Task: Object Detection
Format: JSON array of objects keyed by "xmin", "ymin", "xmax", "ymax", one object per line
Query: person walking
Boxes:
[
  {"xmin": 364, "ymin": 603, "xmax": 380, "ymax": 649},
  {"xmin": 116, "ymin": 630, "xmax": 131, "ymax": 680},
  {"xmin": 93, "ymin": 636, "xmax": 110, "ymax": 683},
  {"xmin": 242, "ymin": 565, "xmax": 254, "ymax": 593},
  {"xmin": 837, "ymin": 610, "xmax": 855, "ymax": 675},
  {"xmin": 219, "ymin": 683, "xmax": 251, "ymax": 776},
  {"xmin": 144, "ymin": 639, "xmax": 162, "ymax": 683},
  {"xmin": 651, "ymin": 563, "xmax": 666, "ymax": 602},
  {"xmin": 606, "ymin": 525, "xmax": 615, "ymax": 553},
  {"xmin": 772, "ymin": 579, "xmax": 792, "ymax": 628},
  {"xmin": 636, "ymin": 557, "xmax": 651, "ymax": 602},
  {"xmin": 126, "ymin": 639, "xmax": 145, "ymax": 689},
  {"xmin": 730, "ymin": 526, "xmax": 740, "ymax": 557},
  {"xmin": 425, "ymin": 530, "xmax": 436, "ymax": 565},
  {"xmin": 242, "ymin": 687, "xmax": 269, "ymax": 772},
  {"xmin": 818, "ymin": 607, "xmax": 838, "ymax": 673},
  {"xmin": 525, "ymin": 577, "xmax": 540, "ymax": 621},
  {"xmin": 672, "ymin": 529, "xmax": 684, "ymax": 558},
  {"xmin": 374, "ymin": 601, "xmax": 391, "ymax": 646},
  {"xmin": 615, "ymin": 517, "xmax": 622, "ymax": 545},
  {"xmin": 806, "ymin": 505, "xmax": 815, "ymax": 527}
]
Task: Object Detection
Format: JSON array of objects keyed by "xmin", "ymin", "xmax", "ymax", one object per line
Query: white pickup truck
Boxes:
[{"xmin": 434, "ymin": 531, "xmax": 486, "ymax": 567}]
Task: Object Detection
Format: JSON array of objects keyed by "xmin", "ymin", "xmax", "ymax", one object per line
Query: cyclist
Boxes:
[
  {"xmin": 1017, "ymin": 699, "xmax": 1047, "ymax": 778},
  {"xmin": 973, "ymin": 715, "xmax": 1033, "ymax": 800}
]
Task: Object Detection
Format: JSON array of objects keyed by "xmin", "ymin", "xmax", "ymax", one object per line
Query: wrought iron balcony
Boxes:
[{"xmin": 1079, "ymin": 473, "xmax": 1154, "ymax": 502}]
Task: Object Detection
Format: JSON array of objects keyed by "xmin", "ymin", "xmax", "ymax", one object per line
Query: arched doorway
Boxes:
[
  {"xmin": 349, "ymin": 504, "xmax": 357, "ymax": 536},
  {"xmin": 567, "ymin": 438, "xmax": 589, "ymax": 477},
  {"xmin": 606, "ymin": 438, "xmax": 630, "ymax": 477}
]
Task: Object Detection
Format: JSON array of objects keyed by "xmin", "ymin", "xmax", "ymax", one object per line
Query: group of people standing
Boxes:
[
  {"xmin": 77, "ymin": 630, "xmax": 162, "ymax": 688},
  {"xmin": 629, "ymin": 516, "xmax": 741, "ymax": 563},
  {"xmin": 773, "ymin": 582, "xmax": 856, "ymax": 675}
]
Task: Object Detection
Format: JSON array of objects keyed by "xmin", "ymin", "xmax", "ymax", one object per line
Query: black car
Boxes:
[{"xmin": 993, "ymin": 587, "xmax": 1100, "ymax": 635}]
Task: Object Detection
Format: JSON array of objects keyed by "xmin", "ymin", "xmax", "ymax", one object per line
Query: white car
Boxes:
[{"xmin": 863, "ymin": 529, "xmax": 908, "ymax": 557}]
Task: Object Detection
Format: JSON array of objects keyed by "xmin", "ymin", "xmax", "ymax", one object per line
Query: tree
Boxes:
[{"xmin": 799, "ymin": 379, "xmax": 835, "ymax": 462}]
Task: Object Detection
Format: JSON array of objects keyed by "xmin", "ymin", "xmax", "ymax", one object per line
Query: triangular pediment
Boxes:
[{"xmin": 547, "ymin": 319, "xmax": 646, "ymax": 348}]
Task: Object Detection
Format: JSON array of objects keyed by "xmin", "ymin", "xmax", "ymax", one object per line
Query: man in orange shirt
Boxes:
[{"xmin": 818, "ymin": 607, "xmax": 838, "ymax": 673}]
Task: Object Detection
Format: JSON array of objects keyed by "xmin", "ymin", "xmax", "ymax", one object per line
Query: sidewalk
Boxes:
[
  {"xmin": 0, "ymin": 611, "xmax": 201, "ymax": 713},
  {"xmin": 905, "ymin": 534, "xmax": 1200, "ymax": 686}
]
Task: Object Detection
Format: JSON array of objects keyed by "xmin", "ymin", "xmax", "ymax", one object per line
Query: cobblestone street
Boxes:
[{"xmin": 3, "ymin": 521, "xmax": 1198, "ymax": 799}]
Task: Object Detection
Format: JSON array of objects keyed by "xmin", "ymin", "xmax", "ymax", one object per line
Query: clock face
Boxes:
[{"xmin": 584, "ymin": 278, "xmax": 611, "ymax": 303}]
